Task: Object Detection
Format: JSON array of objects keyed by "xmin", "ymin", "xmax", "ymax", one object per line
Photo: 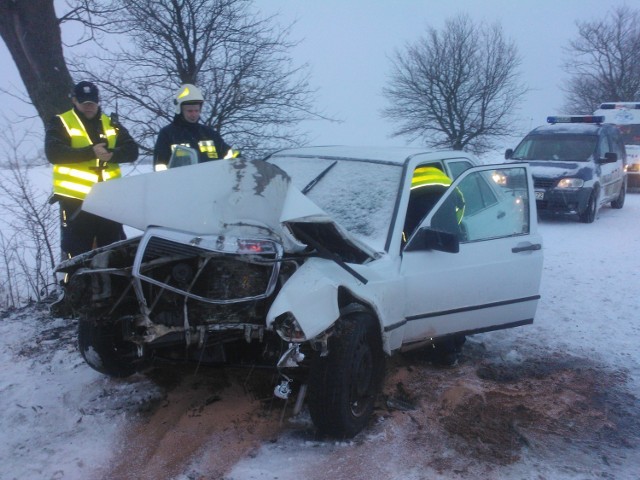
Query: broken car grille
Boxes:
[{"xmin": 134, "ymin": 233, "xmax": 281, "ymax": 304}]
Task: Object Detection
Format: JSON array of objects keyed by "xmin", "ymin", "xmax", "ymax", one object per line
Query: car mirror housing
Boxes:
[
  {"xmin": 600, "ymin": 152, "xmax": 618, "ymax": 164},
  {"xmin": 405, "ymin": 227, "xmax": 460, "ymax": 254},
  {"xmin": 505, "ymin": 148, "xmax": 514, "ymax": 160}
]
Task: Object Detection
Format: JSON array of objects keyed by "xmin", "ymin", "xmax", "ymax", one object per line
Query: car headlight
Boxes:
[
  {"xmin": 556, "ymin": 178, "xmax": 584, "ymax": 189},
  {"xmin": 491, "ymin": 171, "xmax": 508, "ymax": 185},
  {"xmin": 273, "ymin": 312, "xmax": 307, "ymax": 342}
]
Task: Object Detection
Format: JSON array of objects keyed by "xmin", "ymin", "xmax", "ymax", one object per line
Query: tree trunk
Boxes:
[{"xmin": 0, "ymin": 0, "xmax": 74, "ymax": 125}]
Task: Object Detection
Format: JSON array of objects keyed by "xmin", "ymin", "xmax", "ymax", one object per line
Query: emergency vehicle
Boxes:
[
  {"xmin": 505, "ymin": 116, "xmax": 627, "ymax": 223},
  {"xmin": 594, "ymin": 102, "xmax": 640, "ymax": 189}
]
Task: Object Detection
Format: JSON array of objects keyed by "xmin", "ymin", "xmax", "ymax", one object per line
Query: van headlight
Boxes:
[{"xmin": 556, "ymin": 178, "xmax": 584, "ymax": 189}]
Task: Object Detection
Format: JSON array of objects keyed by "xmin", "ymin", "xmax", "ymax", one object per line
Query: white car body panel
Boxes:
[
  {"xmin": 267, "ymin": 255, "xmax": 407, "ymax": 353},
  {"xmin": 84, "ymin": 158, "xmax": 292, "ymax": 234},
  {"xmin": 83, "ymin": 158, "xmax": 376, "ymax": 257}
]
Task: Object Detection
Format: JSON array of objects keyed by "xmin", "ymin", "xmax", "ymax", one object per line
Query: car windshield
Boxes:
[
  {"xmin": 267, "ymin": 156, "xmax": 403, "ymax": 251},
  {"xmin": 512, "ymin": 134, "xmax": 597, "ymax": 162}
]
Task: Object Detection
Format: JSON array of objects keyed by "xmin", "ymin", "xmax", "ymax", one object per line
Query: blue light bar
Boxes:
[
  {"xmin": 598, "ymin": 103, "xmax": 640, "ymax": 110},
  {"xmin": 547, "ymin": 115, "xmax": 604, "ymax": 124}
]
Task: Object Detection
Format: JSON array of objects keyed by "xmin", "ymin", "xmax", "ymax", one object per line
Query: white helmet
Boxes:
[{"xmin": 173, "ymin": 84, "xmax": 204, "ymax": 114}]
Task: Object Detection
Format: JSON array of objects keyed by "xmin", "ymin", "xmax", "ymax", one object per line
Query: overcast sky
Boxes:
[
  {"xmin": 254, "ymin": 0, "xmax": 634, "ymax": 150},
  {"xmin": 0, "ymin": 0, "xmax": 634, "ymax": 151}
]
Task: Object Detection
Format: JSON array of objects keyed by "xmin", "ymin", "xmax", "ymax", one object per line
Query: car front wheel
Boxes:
[
  {"xmin": 611, "ymin": 181, "xmax": 626, "ymax": 209},
  {"xmin": 579, "ymin": 188, "xmax": 598, "ymax": 223},
  {"xmin": 307, "ymin": 311, "xmax": 385, "ymax": 438},
  {"xmin": 78, "ymin": 317, "xmax": 140, "ymax": 378}
]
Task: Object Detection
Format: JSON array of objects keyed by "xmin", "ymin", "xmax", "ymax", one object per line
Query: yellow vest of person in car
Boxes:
[
  {"xmin": 411, "ymin": 166, "xmax": 452, "ymax": 190},
  {"xmin": 411, "ymin": 166, "xmax": 465, "ymax": 223},
  {"xmin": 52, "ymin": 110, "xmax": 121, "ymax": 201}
]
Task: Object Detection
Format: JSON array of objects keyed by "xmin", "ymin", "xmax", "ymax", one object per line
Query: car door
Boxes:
[
  {"xmin": 399, "ymin": 163, "xmax": 543, "ymax": 346},
  {"xmin": 597, "ymin": 133, "xmax": 622, "ymax": 201}
]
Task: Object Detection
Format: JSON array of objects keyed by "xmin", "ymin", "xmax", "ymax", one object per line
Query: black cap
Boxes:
[{"xmin": 72, "ymin": 81, "xmax": 99, "ymax": 104}]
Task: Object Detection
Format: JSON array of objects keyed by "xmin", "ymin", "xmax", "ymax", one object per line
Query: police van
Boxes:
[
  {"xmin": 505, "ymin": 116, "xmax": 627, "ymax": 223},
  {"xmin": 594, "ymin": 102, "xmax": 640, "ymax": 189}
]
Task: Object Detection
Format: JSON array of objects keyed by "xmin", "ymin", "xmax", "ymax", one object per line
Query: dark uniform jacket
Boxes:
[{"xmin": 153, "ymin": 114, "xmax": 231, "ymax": 169}]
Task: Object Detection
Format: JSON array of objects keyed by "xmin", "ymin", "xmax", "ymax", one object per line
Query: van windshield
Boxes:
[
  {"xmin": 512, "ymin": 134, "xmax": 597, "ymax": 162},
  {"xmin": 617, "ymin": 124, "xmax": 640, "ymax": 146}
]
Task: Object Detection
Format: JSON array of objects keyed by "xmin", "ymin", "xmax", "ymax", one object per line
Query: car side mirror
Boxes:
[
  {"xmin": 600, "ymin": 152, "xmax": 618, "ymax": 164},
  {"xmin": 404, "ymin": 227, "xmax": 460, "ymax": 253},
  {"xmin": 504, "ymin": 148, "xmax": 514, "ymax": 160}
]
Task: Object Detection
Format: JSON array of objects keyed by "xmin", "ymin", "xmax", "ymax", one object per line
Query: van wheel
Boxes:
[
  {"xmin": 78, "ymin": 317, "xmax": 140, "ymax": 378},
  {"xmin": 307, "ymin": 312, "xmax": 385, "ymax": 438},
  {"xmin": 579, "ymin": 188, "xmax": 598, "ymax": 223},
  {"xmin": 611, "ymin": 181, "xmax": 626, "ymax": 209}
]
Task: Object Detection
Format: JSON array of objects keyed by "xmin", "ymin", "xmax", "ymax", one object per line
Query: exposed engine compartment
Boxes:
[{"xmin": 58, "ymin": 228, "xmax": 305, "ymax": 368}]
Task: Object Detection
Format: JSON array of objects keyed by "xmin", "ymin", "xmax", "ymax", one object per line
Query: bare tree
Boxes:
[
  {"xmin": 72, "ymin": 0, "xmax": 322, "ymax": 158},
  {"xmin": 562, "ymin": 6, "xmax": 640, "ymax": 114},
  {"xmin": 382, "ymin": 15, "xmax": 527, "ymax": 154},
  {"xmin": 0, "ymin": 127, "xmax": 59, "ymax": 307},
  {"xmin": 0, "ymin": 0, "xmax": 74, "ymax": 124},
  {"xmin": 0, "ymin": 0, "xmax": 128, "ymax": 125}
]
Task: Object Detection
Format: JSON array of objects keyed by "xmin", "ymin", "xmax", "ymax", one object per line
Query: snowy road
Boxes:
[{"xmin": 1, "ymin": 191, "xmax": 639, "ymax": 480}]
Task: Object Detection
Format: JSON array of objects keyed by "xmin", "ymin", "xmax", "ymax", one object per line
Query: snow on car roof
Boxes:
[
  {"xmin": 529, "ymin": 123, "xmax": 603, "ymax": 135},
  {"xmin": 268, "ymin": 145, "xmax": 459, "ymax": 166}
]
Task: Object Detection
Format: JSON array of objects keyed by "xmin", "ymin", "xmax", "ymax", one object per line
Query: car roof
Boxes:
[{"xmin": 267, "ymin": 145, "xmax": 475, "ymax": 166}]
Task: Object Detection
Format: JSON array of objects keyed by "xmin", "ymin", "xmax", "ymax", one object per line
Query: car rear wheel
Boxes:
[
  {"xmin": 78, "ymin": 317, "xmax": 140, "ymax": 378},
  {"xmin": 611, "ymin": 181, "xmax": 626, "ymax": 209},
  {"xmin": 579, "ymin": 188, "xmax": 598, "ymax": 223},
  {"xmin": 307, "ymin": 312, "xmax": 385, "ymax": 438}
]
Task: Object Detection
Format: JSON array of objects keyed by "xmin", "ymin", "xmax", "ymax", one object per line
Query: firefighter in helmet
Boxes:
[
  {"xmin": 153, "ymin": 84, "xmax": 238, "ymax": 171},
  {"xmin": 45, "ymin": 80, "xmax": 139, "ymax": 259}
]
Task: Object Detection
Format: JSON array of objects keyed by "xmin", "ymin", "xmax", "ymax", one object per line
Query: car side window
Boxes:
[
  {"xmin": 610, "ymin": 131, "xmax": 625, "ymax": 161},
  {"xmin": 430, "ymin": 167, "xmax": 530, "ymax": 242},
  {"xmin": 446, "ymin": 160, "xmax": 473, "ymax": 180},
  {"xmin": 598, "ymin": 134, "xmax": 611, "ymax": 159}
]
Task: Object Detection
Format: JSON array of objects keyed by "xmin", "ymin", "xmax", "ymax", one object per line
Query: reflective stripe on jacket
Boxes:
[
  {"xmin": 52, "ymin": 110, "xmax": 121, "ymax": 200},
  {"xmin": 170, "ymin": 140, "xmax": 239, "ymax": 159}
]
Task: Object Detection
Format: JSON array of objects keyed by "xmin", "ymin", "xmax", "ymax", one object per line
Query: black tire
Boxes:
[
  {"xmin": 78, "ymin": 318, "xmax": 139, "ymax": 378},
  {"xmin": 579, "ymin": 188, "xmax": 598, "ymax": 223},
  {"xmin": 611, "ymin": 181, "xmax": 626, "ymax": 209},
  {"xmin": 307, "ymin": 312, "xmax": 385, "ymax": 438}
]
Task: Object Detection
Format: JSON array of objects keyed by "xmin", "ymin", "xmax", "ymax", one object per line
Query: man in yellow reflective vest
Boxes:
[
  {"xmin": 45, "ymin": 81, "xmax": 139, "ymax": 259},
  {"xmin": 153, "ymin": 84, "xmax": 238, "ymax": 171}
]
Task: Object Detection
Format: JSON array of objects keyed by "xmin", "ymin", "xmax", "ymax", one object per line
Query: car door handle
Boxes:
[{"xmin": 512, "ymin": 243, "xmax": 542, "ymax": 253}]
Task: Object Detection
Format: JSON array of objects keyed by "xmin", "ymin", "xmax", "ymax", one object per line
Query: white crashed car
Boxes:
[{"xmin": 55, "ymin": 146, "xmax": 543, "ymax": 438}]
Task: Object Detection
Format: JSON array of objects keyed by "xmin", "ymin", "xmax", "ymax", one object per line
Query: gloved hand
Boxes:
[{"xmin": 93, "ymin": 143, "xmax": 113, "ymax": 162}]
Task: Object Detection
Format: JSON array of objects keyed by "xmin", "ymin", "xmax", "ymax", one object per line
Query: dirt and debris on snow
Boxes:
[
  {"xmin": 2, "ymin": 297, "xmax": 640, "ymax": 480},
  {"xmin": 384, "ymin": 343, "xmax": 640, "ymax": 471}
]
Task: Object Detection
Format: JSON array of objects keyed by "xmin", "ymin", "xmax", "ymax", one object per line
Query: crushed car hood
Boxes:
[{"xmin": 82, "ymin": 158, "xmax": 377, "ymax": 259}]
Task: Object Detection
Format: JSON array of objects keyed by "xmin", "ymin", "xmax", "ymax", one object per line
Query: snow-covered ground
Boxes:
[{"xmin": 1, "ymin": 165, "xmax": 639, "ymax": 479}]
